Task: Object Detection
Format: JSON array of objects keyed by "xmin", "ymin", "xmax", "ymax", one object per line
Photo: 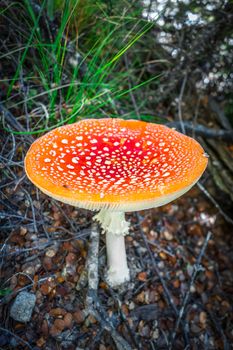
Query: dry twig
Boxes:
[{"xmin": 78, "ymin": 222, "xmax": 133, "ymax": 350}]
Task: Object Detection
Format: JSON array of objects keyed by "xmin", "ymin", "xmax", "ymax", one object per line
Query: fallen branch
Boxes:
[
  {"xmin": 209, "ymin": 97, "xmax": 232, "ymax": 131},
  {"xmin": 169, "ymin": 231, "xmax": 212, "ymax": 349},
  {"xmin": 166, "ymin": 121, "xmax": 233, "ymax": 142},
  {"xmin": 0, "ymin": 326, "xmax": 33, "ymax": 350},
  {"xmin": 198, "ymin": 182, "xmax": 233, "ymax": 225},
  {"xmin": 78, "ymin": 222, "xmax": 132, "ymax": 350}
]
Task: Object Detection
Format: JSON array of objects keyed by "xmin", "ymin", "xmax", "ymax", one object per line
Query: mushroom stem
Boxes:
[
  {"xmin": 106, "ymin": 230, "xmax": 130, "ymax": 287},
  {"xmin": 94, "ymin": 209, "xmax": 130, "ymax": 286}
]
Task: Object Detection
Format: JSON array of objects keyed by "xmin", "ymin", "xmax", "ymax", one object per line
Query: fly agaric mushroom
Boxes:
[{"xmin": 25, "ymin": 119, "xmax": 208, "ymax": 287}]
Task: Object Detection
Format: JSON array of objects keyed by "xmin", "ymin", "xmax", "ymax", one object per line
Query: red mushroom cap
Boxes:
[{"xmin": 25, "ymin": 119, "xmax": 208, "ymax": 211}]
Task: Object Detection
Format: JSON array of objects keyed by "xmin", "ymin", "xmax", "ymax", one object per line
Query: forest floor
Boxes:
[
  {"xmin": 0, "ymin": 131, "xmax": 233, "ymax": 350},
  {"xmin": 0, "ymin": 2, "xmax": 233, "ymax": 348}
]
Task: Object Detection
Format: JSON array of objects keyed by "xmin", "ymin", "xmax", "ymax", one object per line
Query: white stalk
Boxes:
[{"xmin": 94, "ymin": 209, "xmax": 130, "ymax": 286}]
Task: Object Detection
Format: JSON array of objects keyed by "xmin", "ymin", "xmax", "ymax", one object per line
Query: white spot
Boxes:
[
  {"xmin": 57, "ymin": 166, "xmax": 63, "ymax": 171},
  {"xmin": 147, "ymin": 141, "xmax": 152, "ymax": 146},
  {"xmin": 53, "ymin": 143, "xmax": 58, "ymax": 148},
  {"xmin": 72, "ymin": 157, "xmax": 79, "ymax": 164},
  {"xmin": 103, "ymin": 138, "xmax": 109, "ymax": 142},
  {"xmin": 50, "ymin": 150, "xmax": 56, "ymax": 156},
  {"xmin": 105, "ymin": 160, "xmax": 111, "ymax": 165},
  {"xmin": 61, "ymin": 139, "xmax": 68, "ymax": 144},
  {"xmin": 114, "ymin": 142, "xmax": 119, "ymax": 146},
  {"xmin": 44, "ymin": 158, "xmax": 51, "ymax": 163},
  {"xmin": 164, "ymin": 148, "xmax": 169, "ymax": 152},
  {"xmin": 67, "ymin": 164, "xmax": 75, "ymax": 169},
  {"xmin": 76, "ymin": 136, "xmax": 83, "ymax": 140},
  {"xmin": 103, "ymin": 147, "xmax": 109, "ymax": 151},
  {"xmin": 159, "ymin": 142, "xmax": 165, "ymax": 147},
  {"xmin": 135, "ymin": 142, "xmax": 140, "ymax": 147},
  {"xmin": 90, "ymin": 139, "xmax": 97, "ymax": 144},
  {"xmin": 163, "ymin": 172, "xmax": 170, "ymax": 177}
]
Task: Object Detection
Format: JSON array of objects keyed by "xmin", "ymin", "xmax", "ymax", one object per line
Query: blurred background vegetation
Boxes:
[{"xmin": 0, "ymin": 0, "xmax": 233, "ymax": 205}]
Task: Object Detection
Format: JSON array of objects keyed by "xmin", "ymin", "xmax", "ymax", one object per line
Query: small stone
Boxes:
[{"xmin": 10, "ymin": 292, "xmax": 36, "ymax": 323}]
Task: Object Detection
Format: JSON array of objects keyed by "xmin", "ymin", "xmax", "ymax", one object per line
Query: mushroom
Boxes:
[{"xmin": 25, "ymin": 118, "xmax": 208, "ymax": 287}]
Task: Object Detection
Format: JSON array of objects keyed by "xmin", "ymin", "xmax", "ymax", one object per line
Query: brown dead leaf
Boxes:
[
  {"xmin": 135, "ymin": 291, "xmax": 145, "ymax": 303},
  {"xmin": 64, "ymin": 313, "xmax": 73, "ymax": 328},
  {"xmin": 41, "ymin": 319, "xmax": 49, "ymax": 336},
  {"xmin": 36, "ymin": 337, "xmax": 46, "ymax": 347},
  {"xmin": 73, "ymin": 309, "xmax": 85, "ymax": 324},
  {"xmin": 49, "ymin": 325, "xmax": 61, "ymax": 337},
  {"xmin": 54, "ymin": 319, "xmax": 65, "ymax": 331},
  {"xmin": 137, "ymin": 272, "xmax": 147, "ymax": 282}
]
